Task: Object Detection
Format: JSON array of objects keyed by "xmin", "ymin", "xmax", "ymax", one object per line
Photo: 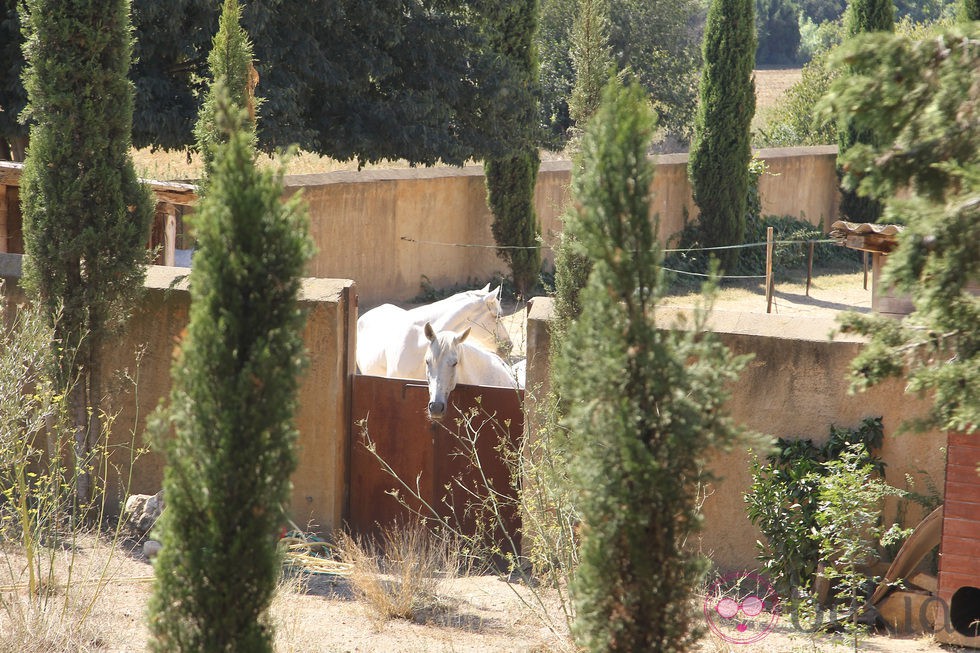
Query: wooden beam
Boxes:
[
  {"xmin": 0, "ymin": 185, "xmax": 7, "ymax": 254},
  {"xmin": 163, "ymin": 204, "xmax": 177, "ymax": 266}
]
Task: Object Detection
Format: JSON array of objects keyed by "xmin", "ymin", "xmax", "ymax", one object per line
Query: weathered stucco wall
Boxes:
[
  {"xmin": 525, "ymin": 297, "xmax": 947, "ymax": 572},
  {"xmin": 1, "ymin": 256, "xmax": 355, "ymax": 533},
  {"xmin": 285, "ymin": 146, "xmax": 841, "ymax": 307}
]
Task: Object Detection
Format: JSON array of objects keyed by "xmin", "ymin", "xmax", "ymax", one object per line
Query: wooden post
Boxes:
[
  {"xmin": 806, "ymin": 240, "xmax": 815, "ymax": 297},
  {"xmin": 0, "ymin": 186, "xmax": 7, "ymax": 253},
  {"xmin": 765, "ymin": 226, "xmax": 774, "ymax": 313},
  {"xmin": 164, "ymin": 204, "xmax": 177, "ymax": 266},
  {"xmin": 863, "ymin": 252, "xmax": 869, "ymax": 290}
]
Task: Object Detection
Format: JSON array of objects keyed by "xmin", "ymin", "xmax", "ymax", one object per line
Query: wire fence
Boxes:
[
  {"xmin": 400, "ymin": 235, "xmax": 839, "ymax": 281},
  {"xmin": 401, "ymin": 232, "xmax": 855, "ymax": 314}
]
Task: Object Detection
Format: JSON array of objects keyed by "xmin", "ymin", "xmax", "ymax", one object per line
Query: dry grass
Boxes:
[
  {"xmin": 131, "ymin": 69, "xmax": 802, "ymax": 183},
  {"xmin": 130, "ymin": 147, "xmax": 420, "ymax": 183},
  {"xmin": 753, "ymin": 67, "xmax": 804, "ymax": 133},
  {"xmin": 337, "ymin": 522, "xmax": 458, "ymax": 624}
]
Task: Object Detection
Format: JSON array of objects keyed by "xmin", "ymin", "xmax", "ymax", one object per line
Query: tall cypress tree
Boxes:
[
  {"xmin": 836, "ymin": 0, "xmax": 893, "ymax": 222},
  {"xmin": 558, "ymin": 78, "xmax": 750, "ymax": 652},
  {"xmin": 148, "ymin": 89, "xmax": 313, "ymax": 652},
  {"xmin": 568, "ymin": 0, "xmax": 613, "ymax": 132},
  {"xmin": 688, "ymin": 0, "xmax": 756, "ymax": 273},
  {"xmin": 483, "ymin": 0, "xmax": 542, "ymax": 297},
  {"xmin": 194, "ymin": 0, "xmax": 258, "ymax": 186},
  {"xmin": 19, "ymin": 0, "xmax": 154, "ymax": 504}
]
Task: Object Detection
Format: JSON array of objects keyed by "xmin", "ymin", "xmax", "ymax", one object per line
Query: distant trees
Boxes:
[
  {"xmin": 756, "ymin": 0, "xmax": 802, "ymax": 64},
  {"xmin": 557, "ymin": 77, "xmax": 750, "ymax": 651},
  {"xmin": 835, "ymin": 0, "xmax": 893, "ymax": 222},
  {"xmin": 4, "ymin": 2, "xmax": 544, "ymax": 167},
  {"xmin": 821, "ymin": 23, "xmax": 980, "ymax": 433},
  {"xmin": 537, "ymin": 0, "xmax": 702, "ymax": 148},
  {"xmin": 960, "ymin": 0, "xmax": 980, "ymax": 20},
  {"xmin": 568, "ymin": 0, "xmax": 613, "ymax": 135},
  {"xmin": 0, "ymin": 0, "xmax": 27, "ymax": 160},
  {"xmin": 18, "ymin": 0, "xmax": 154, "ymax": 503},
  {"xmin": 483, "ymin": 0, "xmax": 543, "ymax": 296},
  {"xmin": 688, "ymin": 0, "xmax": 756, "ymax": 272}
]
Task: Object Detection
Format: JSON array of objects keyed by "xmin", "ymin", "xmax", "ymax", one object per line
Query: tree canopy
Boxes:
[
  {"xmin": 821, "ymin": 24, "xmax": 980, "ymax": 433},
  {"xmin": 2, "ymin": 1, "xmax": 538, "ymax": 166}
]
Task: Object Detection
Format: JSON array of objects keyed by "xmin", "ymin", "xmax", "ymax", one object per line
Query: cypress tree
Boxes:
[
  {"xmin": 19, "ymin": 0, "xmax": 154, "ymax": 504},
  {"xmin": 558, "ymin": 78, "xmax": 750, "ymax": 652},
  {"xmin": 688, "ymin": 0, "xmax": 756, "ymax": 273},
  {"xmin": 483, "ymin": 0, "xmax": 542, "ymax": 297},
  {"xmin": 147, "ymin": 89, "xmax": 313, "ymax": 652},
  {"xmin": 568, "ymin": 0, "xmax": 613, "ymax": 133},
  {"xmin": 836, "ymin": 0, "xmax": 892, "ymax": 222},
  {"xmin": 194, "ymin": 0, "xmax": 259, "ymax": 186}
]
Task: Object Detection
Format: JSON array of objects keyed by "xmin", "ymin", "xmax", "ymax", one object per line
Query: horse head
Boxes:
[{"xmin": 423, "ymin": 322, "xmax": 471, "ymax": 420}]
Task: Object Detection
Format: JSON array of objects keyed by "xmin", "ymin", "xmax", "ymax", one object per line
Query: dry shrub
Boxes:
[
  {"xmin": 338, "ymin": 521, "xmax": 456, "ymax": 622},
  {"xmin": 0, "ymin": 586, "xmax": 108, "ymax": 653}
]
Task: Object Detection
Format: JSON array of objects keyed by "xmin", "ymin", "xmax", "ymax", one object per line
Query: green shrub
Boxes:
[{"xmin": 744, "ymin": 417, "xmax": 884, "ymax": 600}]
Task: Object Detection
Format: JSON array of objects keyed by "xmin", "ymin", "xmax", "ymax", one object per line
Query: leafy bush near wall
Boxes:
[{"xmin": 744, "ymin": 417, "xmax": 885, "ymax": 600}]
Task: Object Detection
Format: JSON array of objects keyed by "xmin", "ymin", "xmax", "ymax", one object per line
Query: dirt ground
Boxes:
[{"xmin": 0, "ymin": 531, "xmax": 962, "ymax": 653}]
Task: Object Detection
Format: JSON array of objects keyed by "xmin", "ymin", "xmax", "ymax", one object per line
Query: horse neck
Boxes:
[{"xmin": 408, "ymin": 292, "xmax": 491, "ymax": 324}]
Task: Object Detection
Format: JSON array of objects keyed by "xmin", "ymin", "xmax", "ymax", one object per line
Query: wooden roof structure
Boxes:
[{"xmin": 829, "ymin": 219, "xmax": 903, "ymax": 254}]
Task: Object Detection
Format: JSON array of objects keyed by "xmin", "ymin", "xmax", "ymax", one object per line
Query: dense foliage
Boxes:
[
  {"xmin": 18, "ymin": 0, "xmax": 154, "ymax": 504},
  {"xmin": 756, "ymin": 0, "xmax": 801, "ymax": 64},
  {"xmin": 194, "ymin": 0, "xmax": 258, "ymax": 185},
  {"xmin": 567, "ymin": 0, "xmax": 613, "ymax": 135},
  {"xmin": 0, "ymin": 0, "xmax": 27, "ymax": 160},
  {"xmin": 835, "ymin": 0, "xmax": 893, "ymax": 223},
  {"xmin": 3, "ymin": 1, "xmax": 539, "ymax": 166},
  {"xmin": 483, "ymin": 0, "xmax": 542, "ymax": 296},
  {"xmin": 688, "ymin": 0, "xmax": 756, "ymax": 272},
  {"xmin": 820, "ymin": 23, "xmax": 980, "ymax": 434},
  {"xmin": 745, "ymin": 417, "xmax": 884, "ymax": 600},
  {"xmin": 537, "ymin": 0, "xmax": 701, "ymax": 148},
  {"xmin": 557, "ymin": 78, "xmax": 750, "ymax": 652},
  {"xmin": 148, "ymin": 92, "xmax": 313, "ymax": 652}
]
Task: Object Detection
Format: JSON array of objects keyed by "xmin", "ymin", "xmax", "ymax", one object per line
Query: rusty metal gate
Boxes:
[{"xmin": 349, "ymin": 374, "xmax": 524, "ymax": 542}]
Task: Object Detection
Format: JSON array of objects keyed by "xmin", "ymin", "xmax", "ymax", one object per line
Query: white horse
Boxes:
[
  {"xmin": 419, "ymin": 323, "xmax": 519, "ymax": 420},
  {"xmin": 356, "ymin": 284, "xmax": 511, "ymax": 376}
]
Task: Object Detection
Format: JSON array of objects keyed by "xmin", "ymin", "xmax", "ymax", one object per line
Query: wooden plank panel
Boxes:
[
  {"xmin": 349, "ymin": 375, "xmax": 524, "ymax": 546},
  {"xmin": 939, "ymin": 552, "xmax": 980, "ymax": 577},
  {"xmin": 944, "ymin": 481, "xmax": 980, "ymax": 504},
  {"xmin": 349, "ymin": 375, "xmax": 435, "ymax": 535},
  {"xmin": 945, "ymin": 463, "xmax": 980, "ymax": 486},
  {"xmin": 944, "ymin": 499, "xmax": 980, "ymax": 521},
  {"xmin": 943, "ymin": 517, "xmax": 980, "ymax": 540}
]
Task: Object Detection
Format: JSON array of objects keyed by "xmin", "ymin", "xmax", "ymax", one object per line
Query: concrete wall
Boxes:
[
  {"xmin": 1, "ymin": 255, "xmax": 355, "ymax": 533},
  {"xmin": 285, "ymin": 146, "xmax": 841, "ymax": 307},
  {"xmin": 524, "ymin": 297, "xmax": 947, "ymax": 572}
]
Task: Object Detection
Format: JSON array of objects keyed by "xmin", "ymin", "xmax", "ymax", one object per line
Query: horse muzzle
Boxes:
[{"xmin": 427, "ymin": 401, "xmax": 447, "ymax": 420}]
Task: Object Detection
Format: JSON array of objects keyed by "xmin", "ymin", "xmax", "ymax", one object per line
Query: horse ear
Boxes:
[
  {"xmin": 480, "ymin": 282, "xmax": 491, "ymax": 293},
  {"xmin": 424, "ymin": 322, "xmax": 436, "ymax": 341},
  {"xmin": 456, "ymin": 327, "xmax": 471, "ymax": 344}
]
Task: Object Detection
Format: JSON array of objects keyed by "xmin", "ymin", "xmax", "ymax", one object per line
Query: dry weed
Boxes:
[{"xmin": 338, "ymin": 522, "xmax": 457, "ymax": 623}]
